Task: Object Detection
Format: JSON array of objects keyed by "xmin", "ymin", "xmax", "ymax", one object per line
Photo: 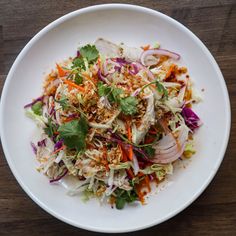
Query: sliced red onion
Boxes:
[
  {"xmin": 30, "ymin": 142, "xmax": 37, "ymax": 154},
  {"xmin": 50, "ymin": 169, "xmax": 68, "ymax": 183},
  {"xmin": 131, "ymin": 88, "xmax": 141, "ymax": 97},
  {"xmin": 152, "ymin": 125, "xmax": 189, "ymax": 164},
  {"xmin": 76, "ymin": 50, "xmax": 81, "ymax": 57},
  {"xmin": 115, "ymin": 58, "xmax": 130, "ymax": 65},
  {"xmin": 97, "ymin": 69, "xmax": 110, "ymax": 84},
  {"xmin": 141, "ymin": 49, "xmax": 180, "ymax": 66},
  {"xmin": 37, "ymin": 138, "xmax": 47, "ymax": 147},
  {"xmin": 129, "ymin": 62, "xmax": 140, "ymax": 75},
  {"xmin": 135, "ymin": 62, "xmax": 155, "ymax": 81},
  {"xmin": 24, "ymin": 96, "xmax": 43, "ymax": 109}
]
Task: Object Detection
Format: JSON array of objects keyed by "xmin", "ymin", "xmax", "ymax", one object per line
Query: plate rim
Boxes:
[{"xmin": 0, "ymin": 3, "xmax": 231, "ymax": 233}]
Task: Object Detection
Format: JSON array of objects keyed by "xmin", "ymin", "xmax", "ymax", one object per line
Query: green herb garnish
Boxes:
[
  {"xmin": 97, "ymin": 82, "xmax": 138, "ymax": 115},
  {"xmin": 144, "ymin": 146, "xmax": 156, "ymax": 158},
  {"xmin": 44, "ymin": 117, "xmax": 58, "ymax": 138},
  {"xmin": 80, "ymin": 44, "xmax": 99, "ymax": 64},
  {"xmin": 58, "ymin": 116, "xmax": 88, "ymax": 150},
  {"xmin": 114, "ymin": 188, "xmax": 138, "ymax": 210},
  {"xmin": 74, "ymin": 74, "xmax": 83, "ymax": 85},
  {"xmin": 31, "ymin": 101, "xmax": 43, "ymax": 115},
  {"xmin": 55, "ymin": 96, "xmax": 69, "ymax": 110},
  {"xmin": 119, "ymin": 96, "xmax": 138, "ymax": 115}
]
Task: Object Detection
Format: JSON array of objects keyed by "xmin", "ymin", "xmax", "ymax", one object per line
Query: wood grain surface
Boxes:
[{"xmin": 0, "ymin": 1, "xmax": 236, "ymax": 235}]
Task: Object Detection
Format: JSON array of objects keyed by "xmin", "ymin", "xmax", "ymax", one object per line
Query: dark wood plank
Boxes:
[{"xmin": 0, "ymin": 1, "xmax": 236, "ymax": 235}]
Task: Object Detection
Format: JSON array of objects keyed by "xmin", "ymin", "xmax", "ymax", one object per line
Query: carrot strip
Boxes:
[
  {"xmin": 119, "ymin": 144, "xmax": 134, "ymax": 178},
  {"xmin": 141, "ymin": 44, "xmax": 150, "ymax": 51},
  {"xmin": 136, "ymin": 185, "xmax": 145, "ymax": 204},
  {"xmin": 64, "ymin": 117, "xmax": 75, "ymax": 123},
  {"xmin": 51, "ymin": 145, "xmax": 65, "ymax": 155},
  {"xmin": 165, "ymin": 64, "xmax": 175, "ymax": 79},
  {"xmin": 56, "ymin": 63, "xmax": 67, "ymax": 77},
  {"xmin": 62, "ymin": 79, "xmax": 85, "ymax": 92},
  {"xmin": 144, "ymin": 176, "xmax": 151, "ymax": 192},
  {"xmin": 127, "ymin": 168, "xmax": 135, "ymax": 179}
]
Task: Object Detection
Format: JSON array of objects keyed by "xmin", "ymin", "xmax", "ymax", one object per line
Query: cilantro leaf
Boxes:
[
  {"xmin": 58, "ymin": 116, "xmax": 88, "ymax": 150},
  {"xmin": 144, "ymin": 146, "xmax": 156, "ymax": 158},
  {"xmin": 116, "ymin": 197, "xmax": 126, "ymax": 210},
  {"xmin": 74, "ymin": 74, "xmax": 83, "ymax": 85},
  {"xmin": 55, "ymin": 96, "xmax": 69, "ymax": 110},
  {"xmin": 155, "ymin": 80, "xmax": 168, "ymax": 99},
  {"xmin": 120, "ymin": 96, "xmax": 138, "ymax": 115},
  {"xmin": 72, "ymin": 57, "xmax": 85, "ymax": 70},
  {"xmin": 80, "ymin": 44, "xmax": 99, "ymax": 64},
  {"xmin": 115, "ymin": 188, "xmax": 138, "ymax": 210},
  {"xmin": 44, "ymin": 117, "xmax": 58, "ymax": 138},
  {"xmin": 97, "ymin": 82, "xmax": 124, "ymax": 104},
  {"xmin": 32, "ymin": 101, "xmax": 43, "ymax": 115},
  {"xmin": 97, "ymin": 82, "xmax": 112, "ymax": 97},
  {"xmin": 110, "ymin": 88, "xmax": 123, "ymax": 103}
]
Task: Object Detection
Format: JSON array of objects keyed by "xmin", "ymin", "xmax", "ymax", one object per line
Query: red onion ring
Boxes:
[{"xmin": 140, "ymin": 49, "xmax": 180, "ymax": 66}]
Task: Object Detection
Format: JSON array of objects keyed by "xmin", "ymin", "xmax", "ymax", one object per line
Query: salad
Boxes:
[{"xmin": 25, "ymin": 38, "xmax": 202, "ymax": 209}]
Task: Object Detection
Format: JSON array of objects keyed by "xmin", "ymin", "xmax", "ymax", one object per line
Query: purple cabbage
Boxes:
[
  {"xmin": 181, "ymin": 107, "xmax": 202, "ymax": 131},
  {"xmin": 37, "ymin": 138, "xmax": 47, "ymax": 147},
  {"xmin": 54, "ymin": 140, "xmax": 63, "ymax": 151},
  {"xmin": 50, "ymin": 169, "xmax": 68, "ymax": 183},
  {"xmin": 115, "ymin": 58, "xmax": 130, "ymax": 65},
  {"xmin": 30, "ymin": 142, "xmax": 37, "ymax": 154},
  {"xmin": 24, "ymin": 96, "xmax": 44, "ymax": 109}
]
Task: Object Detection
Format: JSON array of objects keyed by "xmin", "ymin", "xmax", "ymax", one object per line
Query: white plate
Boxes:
[{"xmin": 0, "ymin": 4, "xmax": 231, "ymax": 233}]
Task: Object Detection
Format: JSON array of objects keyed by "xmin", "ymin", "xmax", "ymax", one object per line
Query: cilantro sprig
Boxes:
[
  {"xmin": 139, "ymin": 79, "xmax": 168, "ymax": 99},
  {"xmin": 72, "ymin": 44, "xmax": 99, "ymax": 70},
  {"xmin": 44, "ymin": 117, "xmax": 58, "ymax": 138},
  {"xmin": 58, "ymin": 116, "xmax": 88, "ymax": 151},
  {"xmin": 31, "ymin": 101, "xmax": 43, "ymax": 116},
  {"xmin": 114, "ymin": 188, "xmax": 138, "ymax": 210},
  {"xmin": 97, "ymin": 82, "xmax": 138, "ymax": 115}
]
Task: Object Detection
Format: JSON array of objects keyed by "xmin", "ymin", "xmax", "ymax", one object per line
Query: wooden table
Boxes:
[{"xmin": 0, "ymin": 1, "xmax": 235, "ymax": 235}]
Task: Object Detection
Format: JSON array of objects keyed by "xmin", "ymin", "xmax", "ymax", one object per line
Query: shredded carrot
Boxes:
[
  {"xmin": 165, "ymin": 64, "xmax": 175, "ymax": 79},
  {"xmin": 51, "ymin": 145, "xmax": 66, "ymax": 155},
  {"xmin": 56, "ymin": 63, "xmax": 67, "ymax": 77},
  {"xmin": 141, "ymin": 44, "xmax": 150, "ymax": 51},
  {"xmin": 144, "ymin": 176, "xmax": 151, "ymax": 192},
  {"xmin": 118, "ymin": 144, "xmax": 126, "ymax": 162},
  {"xmin": 81, "ymin": 71, "xmax": 97, "ymax": 84},
  {"xmin": 64, "ymin": 117, "xmax": 76, "ymax": 123},
  {"xmin": 136, "ymin": 185, "xmax": 145, "ymax": 204},
  {"xmin": 54, "ymin": 131, "xmax": 59, "ymax": 135},
  {"xmin": 119, "ymin": 144, "xmax": 134, "ymax": 178},
  {"xmin": 127, "ymin": 168, "xmax": 135, "ymax": 179},
  {"xmin": 62, "ymin": 79, "xmax": 85, "ymax": 92},
  {"xmin": 138, "ymin": 172, "xmax": 144, "ymax": 177},
  {"xmin": 126, "ymin": 121, "xmax": 133, "ymax": 161}
]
